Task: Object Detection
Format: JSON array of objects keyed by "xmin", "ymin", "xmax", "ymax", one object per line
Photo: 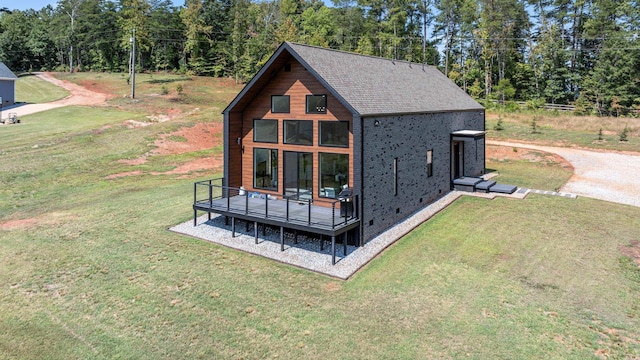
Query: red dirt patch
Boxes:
[
  {"xmin": 105, "ymin": 171, "xmax": 144, "ymax": 179},
  {"xmin": 151, "ymin": 156, "xmax": 223, "ymax": 177},
  {"xmin": 487, "ymin": 145, "xmax": 574, "ymax": 171},
  {"xmin": 0, "ymin": 218, "xmax": 39, "ymax": 230},
  {"xmin": 619, "ymin": 241, "xmax": 640, "ymax": 266},
  {"xmin": 111, "ymin": 122, "xmax": 223, "ymax": 178},
  {"xmin": 152, "ymin": 122, "xmax": 222, "ymax": 155}
]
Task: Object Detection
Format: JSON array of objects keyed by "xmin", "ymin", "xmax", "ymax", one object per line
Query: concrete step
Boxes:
[
  {"xmin": 475, "ymin": 180, "xmax": 496, "ymax": 193},
  {"xmin": 453, "ymin": 177, "xmax": 483, "ymax": 192},
  {"xmin": 490, "ymin": 183, "xmax": 518, "ymax": 194}
]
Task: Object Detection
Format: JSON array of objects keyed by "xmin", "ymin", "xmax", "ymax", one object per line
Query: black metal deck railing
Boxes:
[{"xmin": 193, "ymin": 178, "xmax": 359, "ymax": 230}]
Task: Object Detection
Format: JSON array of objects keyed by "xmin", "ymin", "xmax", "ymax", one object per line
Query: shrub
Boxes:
[
  {"xmin": 530, "ymin": 117, "xmax": 540, "ymax": 134},
  {"xmin": 619, "ymin": 125, "xmax": 630, "ymax": 142},
  {"xmin": 161, "ymin": 85, "xmax": 169, "ymax": 95},
  {"xmin": 598, "ymin": 128, "xmax": 604, "ymax": 141},
  {"xmin": 176, "ymin": 84, "xmax": 183, "ymax": 95},
  {"xmin": 494, "ymin": 116, "xmax": 504, "ymax": 131}
]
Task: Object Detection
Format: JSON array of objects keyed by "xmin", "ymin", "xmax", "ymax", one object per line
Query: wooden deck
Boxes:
[
  {"xmin": 192, "ymin": 179, "xmax": 360, "ymax": 264},
  {"xmin": 194, "ymin": 195, "xmax": 359, "ymax": 235}
]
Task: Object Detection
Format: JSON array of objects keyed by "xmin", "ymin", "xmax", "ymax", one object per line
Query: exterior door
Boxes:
[
  {"xmin": 284, "ymin": 151, "xmax": 313, "ymax": 200},
  {"xmin": 452, "ymin": 141, "xmax": 464, "ymax": 179}
]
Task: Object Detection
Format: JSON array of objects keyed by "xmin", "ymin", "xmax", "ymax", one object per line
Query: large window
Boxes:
[
  {"xmin": 253, "ymin": 119, "xmax": 278, "ymax": 143},
  {"xmin": 284, "ymin": 120, "xmax": 313, "ymax": 145},
  {"xmin": 254, "ymin": 148, "xmax": 278, "ymax": 190},
  {"xmin": 306, "ymin": 94, "xmax": 327, "ymax": 114},
  {"xmin": 319, "ymin": 121, "xmax": 349, "ymax": 147},
  {"xmin": 271, "ymin": 95, "xmax": 290, "ymax": 113},
  {"xmin": 319, "ymin": 153, "xmax": 349, "ymax": 199},
  {"xmin": 427, "ymin": 150, "xmax": 433, "ymax": 177}
]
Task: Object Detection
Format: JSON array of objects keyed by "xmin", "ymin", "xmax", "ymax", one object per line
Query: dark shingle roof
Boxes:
[
  {"xmin": 0, "ymin": 62, "xmax": 18, "ymax": 81},
  {"xmin": 286, "ymin": 42, "xmax": 483, "ymax": 115},
  {"xmin": 224, "ymin": 42, "xmax": 483, "ymax": 116}
]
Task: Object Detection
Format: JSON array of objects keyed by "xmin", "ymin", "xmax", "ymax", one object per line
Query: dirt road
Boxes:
[
  {"xmin": 488, "ymin": 140, "xmax": 640, "ymax": 208},
  {"xmin": 0, "ymin": 72, "xmax": 108, "ymax": 121}
]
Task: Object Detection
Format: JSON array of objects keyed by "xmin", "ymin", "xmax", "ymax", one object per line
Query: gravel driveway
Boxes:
[
  {"xmin": 1, "ymin": 72, "xmax": 108, "ymax": 121},
  {"xmin": 488, "ymin": 141, "xmax": 640, "ymax": 208}
]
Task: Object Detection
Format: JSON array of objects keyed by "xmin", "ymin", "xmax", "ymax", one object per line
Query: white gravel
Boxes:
[
  {"xmin": 488, "ymin": 141, "xmax": 640, "ymax": 208},
  {"xmin": 171, "ymin": 190, "xmax": 528, "ymax": 279}
]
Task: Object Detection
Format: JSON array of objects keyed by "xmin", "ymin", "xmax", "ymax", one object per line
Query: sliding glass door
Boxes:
[{"xmin": 283, "ymin": 151, "xmax": 313, "ymax": 200}]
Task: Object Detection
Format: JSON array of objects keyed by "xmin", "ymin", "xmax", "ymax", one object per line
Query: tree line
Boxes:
[{"xmin": 1, "ymin": 0, "xmax": 639, "ymax": 116}]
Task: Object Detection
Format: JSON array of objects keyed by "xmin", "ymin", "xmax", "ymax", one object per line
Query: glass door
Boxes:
[{"xmin": 284, "ymin": 151, "xmax": 313, "ymax": 200}]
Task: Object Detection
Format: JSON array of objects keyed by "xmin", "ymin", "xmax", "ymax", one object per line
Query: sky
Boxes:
[{"xmin": 5, "ymin": 0, "xmax": 183, "ymax": 12}]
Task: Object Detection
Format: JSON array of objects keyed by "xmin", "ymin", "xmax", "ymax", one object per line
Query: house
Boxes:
[
  {"xmin": 193, "ymin": 42, "xmax": 485, "ymax": 263},
  {"xmin": 0, "ymin": 62, "xmax": 18, "ymax": 106}
]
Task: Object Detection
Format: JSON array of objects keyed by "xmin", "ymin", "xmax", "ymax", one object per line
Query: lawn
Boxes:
[
  {"xmin": 486, "ymin": 111, "xmax": 640, "ymax": 152},
  {"xmin": 1, "ymin": 74, "xmax": 639, "ymax": 359},
  {"xmin": 15, "ymin": 74, "xmax": 69, "ymax": 103}
]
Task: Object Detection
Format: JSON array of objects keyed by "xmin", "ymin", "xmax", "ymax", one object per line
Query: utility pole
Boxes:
[{"xmin": 130, "ymin": 28, "xmax": 136, "ymax": 99}]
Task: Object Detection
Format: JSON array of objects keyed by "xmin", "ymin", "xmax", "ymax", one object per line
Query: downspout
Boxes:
[
  {"xmin": 223, "ymin": 111, "xmax": 229, "ymax": 188},
  {"xmin": 359, "ymin": 115, "xmax": 365, "ymax": 246}
]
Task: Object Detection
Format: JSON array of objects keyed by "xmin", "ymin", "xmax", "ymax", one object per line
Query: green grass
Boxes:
[
  {"xmin": 486, "ymin": 153, "xmax": 573, "ymax": 191},
  {"xmin": 1, "ymin": 75, "xmax": 640, "ymax": 358},
  {"xmin": 15, "ymin": 74, "xmax": 69, "ymax": 103},
  {"xmin": 487, "ymin": 111, "xmax": 640, "ymax": 152}
]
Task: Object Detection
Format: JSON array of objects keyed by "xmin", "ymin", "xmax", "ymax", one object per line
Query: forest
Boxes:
[{"xmin": 0, "ymin": 0, "xmax": 639, "ymax": 115}]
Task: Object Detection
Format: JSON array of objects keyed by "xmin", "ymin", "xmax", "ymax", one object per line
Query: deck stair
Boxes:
[{"xmin": 453, "ymin": 177, "xmax": 517, "ymax": 194}]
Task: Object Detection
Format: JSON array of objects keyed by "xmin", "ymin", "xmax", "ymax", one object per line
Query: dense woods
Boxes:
[{"xmin": 0, "ymin": 0, "xmax": 639, "ymax": 115}]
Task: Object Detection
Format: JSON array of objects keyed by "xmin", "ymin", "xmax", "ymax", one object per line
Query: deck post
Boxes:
[
  {"xmin": 320, "ymin": 235, "xmax": 324, "ymax": 251},
  {"xmin": 245, "ymin": 220, "xmax": 249, "ymax": 232},
  {"xmin": 227, "ymin": 191, "xmax": 231, "ymax": 211},
  {"xmin": 193, "ymin": 182, "xmax": 197, "ymax": 207},
  {"xmin": 286, "ymin": 197, "xmax": 290, "ymax": 221},
  {"xmin": 343, "ymin": 232, "xmax": 347, "ymax": 255},
  {"xmin": 294, "ymin": 230, "xmax": 298, "ymax": 244},
  {"xmin": 231, "ymin": 217, "xmax": 236, "ymax": 238},
  {"xmin": 280, "ymin": 226, "xmax": 284, "ymax": 251},
  {"xmin": 308, "ymin": 202, "xmax": 311, "ymax": 224},
  {"xmin": 193, "ymin": 208, "xmax": 197, "ymax": 226},
  {"xmin": 331, "ymin": 236, "xmax": 336, "ymax": 265},
  {"xmin": 265, "ymin": 196, "xmax": 269, "ymax": 218},
  {"xmin": 254, "ymin": 221, "xmax": 258, "ymax": 244},
  {"xmin": 208, "ymin": 212, "xmax": 211, "ymax": 221},
  {"xmin": 245, "ymin": 192, "xmax": 248, "ymax": 214}
]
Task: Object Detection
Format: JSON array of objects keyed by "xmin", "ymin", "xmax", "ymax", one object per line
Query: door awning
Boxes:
[{"xmin": 451, "ymin": 130, "xmax": 485, "ymax": 140}]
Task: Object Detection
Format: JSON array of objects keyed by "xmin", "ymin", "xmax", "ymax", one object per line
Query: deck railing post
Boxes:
[
  {"xmin": 286, "ymin": 197, "xmax": 290, "ymax": 221},
  {"xmin": 331, "ymin": 202, "xmax": 335, "ymax": 229},
  {"xmin": 193, "ymin": 182, "xmax": 197, "ymax": 205},
  {"xmin": 245, "ymin": 191, "xmax": 248, "ymax": 215},
  {"xmin": 227, "ymin": 187, "xmax": 230, "ymax": 211},
  {"xmin": 308, "ymin": 201, "xmax": 311, "ymax": 225},
  {"xmin": 209, "ymin": 183, "xmax": 213, "ymax": 209},
  {"xmin": 265, "ymin": 195, "xmax": 268, "ymax": 218},
  {"xmin": 355, "ymin": 195, "xmax": 359, "ymax": 219}
]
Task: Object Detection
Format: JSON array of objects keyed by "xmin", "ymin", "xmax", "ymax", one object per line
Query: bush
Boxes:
[
  {"xmin": 494, "ymin": 116, "xmax": 504, "ymax": 131},
  {"xmin": 619, "ymin": 125, "xmax": 630, "ymax": 142},
  {"xmin": 176, "ymin": 84, "xmax": 183, "ymax": 95},
  {"xmin": 161, "ymin": 85, "xmax": 169, "ymax": 95},
  {"xmin": 530, "ymin": 117, "xmax": 540, "ymax": 134}
]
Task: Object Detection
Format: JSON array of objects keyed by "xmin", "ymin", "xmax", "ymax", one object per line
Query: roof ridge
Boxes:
[{"xmin": 285, "ymin": 41, "xmax": 439, "ymax": 69}]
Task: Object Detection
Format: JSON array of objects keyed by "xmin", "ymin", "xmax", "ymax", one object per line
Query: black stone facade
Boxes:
[{"xmin": 358, "ymin": 110, "xmax": 485, "ymax": 243}]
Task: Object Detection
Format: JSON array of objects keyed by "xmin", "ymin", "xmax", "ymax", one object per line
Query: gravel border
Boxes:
[{"xmin": 170, "ymin": 190, "xmax": 527, "ymax": 279}]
